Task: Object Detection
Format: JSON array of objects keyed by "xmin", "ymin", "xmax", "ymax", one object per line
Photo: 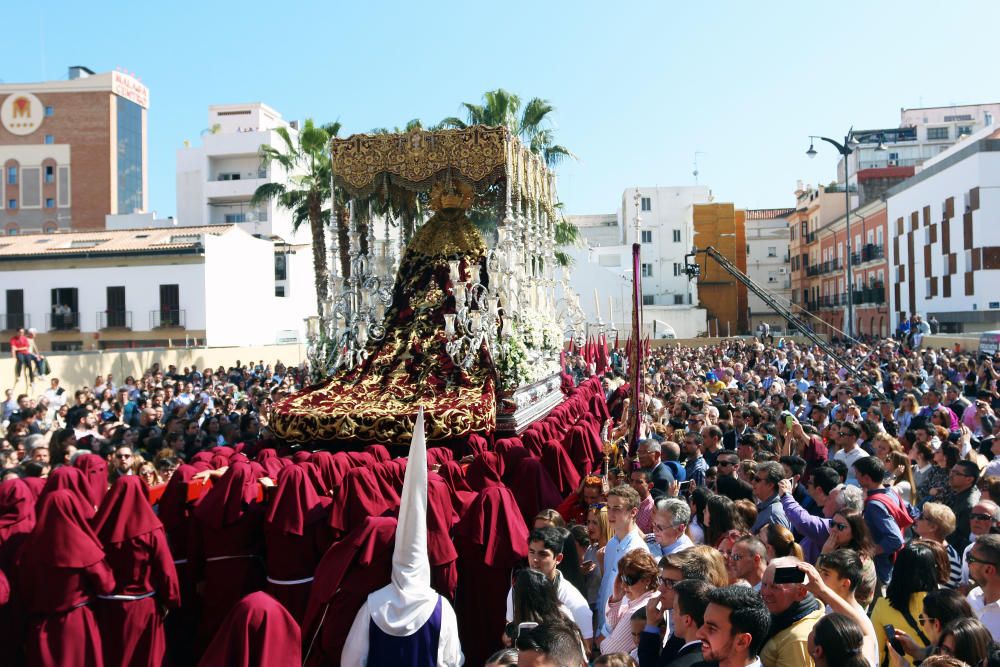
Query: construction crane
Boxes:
[{"xmin": 683, "ymin": 245, "xmax": 887, "ymax": 400}]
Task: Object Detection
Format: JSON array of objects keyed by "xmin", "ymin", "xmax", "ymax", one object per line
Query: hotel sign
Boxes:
[
  {"xmin": 112, "ymin": 72, "xmax": 149, "ymax": 109},
  {"xmin": 1, "ymin": 92, "xmax": 44, "ymax": 136}
]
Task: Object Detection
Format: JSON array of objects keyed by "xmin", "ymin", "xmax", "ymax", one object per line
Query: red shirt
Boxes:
[{"xmin": 9, "ymin": 335, "xmax": 28, "ymax": 353}]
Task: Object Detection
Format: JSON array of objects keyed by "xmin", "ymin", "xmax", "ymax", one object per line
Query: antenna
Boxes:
[{"xmin": 693, "ymin": 151, "xmax": 706, "ymax": 184}]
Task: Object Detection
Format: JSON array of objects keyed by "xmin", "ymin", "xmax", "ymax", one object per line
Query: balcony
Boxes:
[
  {"xmin": 858, "ymin": 158, "xmax": 923, "ymax": 170},
  {"xmin": 851, "ymin": 244, "xmax": 885, "ymax": 265},
  {"xmin": 853, "ymin": 284, "xmax": 886, "ymax": 305},
  {"xmin": 0, "ymin": 313, "xmax": 29, "ymax": 331},
  {"xmin": 98, "ymin": 310, "xmax": 133, "ymax": 330},
  {"xmin": 204, "ymin": 177, "xmax": 267, "ymax": 201},
  {"xmin": 805, "ymin": 232, "xmax": 817, "ymax": 244},
  {"xmin": 150, "ymin": 309, "xmax": 186, "ymax": 329},
  {"xmin": 46, "ymin": 311, "xmax": 80, "ymax": 331}
]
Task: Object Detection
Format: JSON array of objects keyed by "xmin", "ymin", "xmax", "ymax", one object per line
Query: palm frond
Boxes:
[{"xmin": 249, "ymin": 181, "xmax": 287, "ymax": 207}]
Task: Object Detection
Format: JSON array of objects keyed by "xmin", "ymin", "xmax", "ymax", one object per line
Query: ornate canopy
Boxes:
[{"xmin": 330, "ymin": 125, "xmax": 557, "ymax": 217}]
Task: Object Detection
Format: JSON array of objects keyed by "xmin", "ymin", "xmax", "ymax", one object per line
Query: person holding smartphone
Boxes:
[{"xmin": 759, "ymin": 557, "xmax": 824, "ymax": 667}]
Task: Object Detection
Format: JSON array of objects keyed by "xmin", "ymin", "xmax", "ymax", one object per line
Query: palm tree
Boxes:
[
  {"xmin": 440, "ymin": 89, "xmax": 574, "ymax": 168},
  {"xmin": 251, "ymin": 119, "xmax": 343, "ymax": 316}
]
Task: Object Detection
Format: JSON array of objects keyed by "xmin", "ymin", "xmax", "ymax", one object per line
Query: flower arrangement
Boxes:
[{"xmin": 497, "ymin": 309, "xmax": 563, "ymax": 393}]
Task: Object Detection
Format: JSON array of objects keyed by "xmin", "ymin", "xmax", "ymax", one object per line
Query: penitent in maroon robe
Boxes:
[
  {"xmin": 92, "ymin": 476, "xmax": 181, "ymax": 667},
  {"xmin": 453, "ymin": 484, "xmax": 530, "ymax": 667},
  {"xmin": 190, "ymin": 461, "xmax": 266, "ymax": 650},
  {"xmin": 198, "ymin": 591, "xmax": 301, "ymax": 667},
  {"xmin": 301, "ymin": 516, "xmax": 396, "ymax": 667},
  {"xmin": 15, "ymin": 489, "xmax": 116, "ymax": 667},
  {"xmin": 263, "ymin": 465, "xmax": 332, "ymax": 623}
]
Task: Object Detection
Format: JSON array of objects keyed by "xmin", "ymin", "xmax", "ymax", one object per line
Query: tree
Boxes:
[
  {"xmin": 440, "ymin": 89, "xmax": 574, "ymax": 168},
  {"xmin": 251, "ymin": 119, "xmax": 344, "ymax": 316}
]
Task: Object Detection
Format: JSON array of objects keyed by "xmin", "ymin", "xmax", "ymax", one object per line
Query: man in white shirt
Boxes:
[
  {"xmin": 833, "ymin": 422, "xmax": 868, "ymax": 487},
  {"xmin": 650, "ymin": 497, "xmax": 694, "ymax": 558},
  {"xmin": 597, "ymin": 485, "xmax": 650, "ymax": 640},
  {"xmin": 967, "ymin": 534, "xmax": 1000, "ymax": 640},
  {"xmin": 505, "ymin": 526, "xmax": 593, "ymax": 643},
  {"xmin": 960, "ymin": 501, "xmax": 1000, "ymax": 592}
]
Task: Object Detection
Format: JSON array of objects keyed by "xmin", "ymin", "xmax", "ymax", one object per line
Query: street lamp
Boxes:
[{"xmin": 805, "ymin": 129, "xmax": 887, "ymax": 341}]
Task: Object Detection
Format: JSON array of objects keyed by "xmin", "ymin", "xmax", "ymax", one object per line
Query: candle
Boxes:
[
  {"xmin": 470, "ymin": 311, "xmax": 482, "ymax": 332},
  {"xmin": 357, "ymin": 321, "xmax": 368, "ymax": 346},
  {"xmin": 444, "ymin": 313, "xmax": 456, "ymax": 337},
  {"xmin": 448, "ymin": 260, "xmax": 461, "ymax": 284},
  {"xmin": 595, "ymin": 289, "xmax": 601, "ymax": 321},
  {"xmin": 454, "ymin": 282, "xmax": 466, "ymax": 304}
]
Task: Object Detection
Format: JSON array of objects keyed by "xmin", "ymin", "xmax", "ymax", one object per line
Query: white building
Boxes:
[
  {"xmin": 176, "ymin": 103, "xmax": 305, "ymax": 242},
  {"xmin": 840, "ymin": 103, "xmax": 1000, "ymax": 202},
  {"xmin": 886, "ymin": 124, "xmax": 1000, "ymax": 333},
  {"xmin": 745, "ymin": 208, "xmax": 794, "ymax": 332},
  {"xmin": 0, "ymin": 225, "xmax": 315, "ymax": 351},
  {"xmin": 564, "ymin": 186, "xmax": 711, "ymax": 339}
]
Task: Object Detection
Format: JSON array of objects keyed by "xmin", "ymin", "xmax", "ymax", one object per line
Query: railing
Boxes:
[
  {"xmin": 858, "ymin": 158, "xmax": 923, "ymax": 170},
  {"xmin": 98, "ymin": 310, "xmax": 132, "ymax": 330},
  {"xmin": 805, "ymin": 232, "xmax": 817, "ymax": 244},
  {"xmin": 150, "ymin": 309, "xmax": 186, "ymax": 328},
  {"xmin": 853, "ymin": 285, "xmax": 886, "ymax": 305},
  {"xmin": 0, "ymin": 313, "xmax": 29, "ymax": 330},
  {"xmin": 46, "ymin": 311, "xmax": 80, "ymax": 331}
]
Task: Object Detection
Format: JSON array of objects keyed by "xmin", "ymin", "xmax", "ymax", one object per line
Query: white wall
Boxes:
[
  {"xmin": 746, "ymin": 217, "xmax": 792, "ymax": 322},
  {"xmin": 1, "ymin": 261, "xmax": 207, "ymax": 334},
  {"xmin": 620, "ymin": 186, "xmax": 712, "ymax": 306},
  {"xmin": 887, "ymin": 147, "xmax": 1000, "ymax": 331},
  {"xmin": 203, "ymin": 230, "xmax": 274, "ymax": 345}
]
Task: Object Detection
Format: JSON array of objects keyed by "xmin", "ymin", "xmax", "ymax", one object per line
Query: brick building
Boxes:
[{"xmin": 0, "ymin": 66, "xmax": 148, "ymax": 234}]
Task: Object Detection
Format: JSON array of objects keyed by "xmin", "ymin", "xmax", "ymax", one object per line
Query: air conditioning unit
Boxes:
[
  {"xmin": 779, "ymin": 267, "xmax": 787, "ymax": 274},
  {"xmin": 888, "ymin": 159, "xmax": 898, "ymax": 166}
]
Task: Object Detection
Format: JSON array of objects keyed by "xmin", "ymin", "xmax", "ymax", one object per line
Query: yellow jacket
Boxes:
[
  {"xmin": 870, "ymin": 592, "xmax": 928, "ymax": 667},
  {"xmin": 760, "ymin": 607, "xmax": 824, "ymax": 667}
]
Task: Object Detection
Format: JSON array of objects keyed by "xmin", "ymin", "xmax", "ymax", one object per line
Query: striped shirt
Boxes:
[{"xmin": 946, "ymin": 542, "xmax": 963, "ymax": 589}]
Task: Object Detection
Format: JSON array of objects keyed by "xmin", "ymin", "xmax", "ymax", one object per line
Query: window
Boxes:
[
  {"xmin": 7, "ymin": 200, "xmax": 15, "ymax": 210},
  {"xmin": 5, "ymin": 225, "xmax": 17, "ymax": 236},
  {"xmin": 44, "ymin": 135, "xmax": 54, "ymax": 144},
  {"xmin": 7, "ymin": 167, "xmax": 16, "ymax": 185},
  {"xmin": 51, "ymin": 341, "xmax": 83, "ymax": 352},
  {"xmin": 927, "ymin": 127, "xmax": 949, "ymax": 140},
  {"xmin": 45, "ymin": 198, "xmax": 55, "ymax": 209},
  {"xmin": 641, "ymin": 230, "xmax": 652, "ymax": 243},
  {"xmin": 224, "ymin": 213, "xmax": 247, "ymax": 223},
  {"xmin": 640, "ymin": 197, "xmax": 651, "ymax": 211},
  {"xmin": 257, "ymin": 167, "xmax": 267, "ymax": 179},
  {"xmin": 957, "ymin": 125, "xmax": 974, "ymax": 137},
  {"xmin": 275, "ymin": 254, "xmax": 287, "ymax": 281},
  {"xmin": 116, "ymin": 97, "xmax": 144, "ymax": 215},
  {"xmin": 50, "ymin": 288, "xmax": 79, "ymax": 330},
  {"xmin": 674, "ymin": 294, "xmax": 685, "ymax": 305},
  {"xmin": 218, "ymin": 172, "xmax": 242, "ymax": 181},
  {"xmin": 5, "ymin": 290, "xmax": 24, "ymax": 330},
  {"xmin": 672, "ymin": 229, "xmax": 681, "ymax": 243},
  {"xmin": 44, "ymin": 106, "xmax": 54, "ymax": 117},
  {"xmin": 767, "ymin": 246, "xmax": 777, "ymax": 257},
  {"xmin": 673, "ymin": 262, "xmax": 683, "ymax": 276},
  {"xmin": 44, "ymin": 166, "xmax": 54, "ymax": 184},
  {"xmin": 642, "ymin": 295, "xmax": 654, "ymax": 305},
  {"xmin": 106, "ymin": 286, "xmax": 127, "ymax": 328},
  {"xmin": 43, "ymin": 223, "xmax": 57, "ymax": 233},
  {"xmin": 275, "ymin": 285, "xmax": 286, "ymax": 297},
  {"xmin": 159, "ymin": 284, "xmax": 181, "ymax": 326},
  {"xmin": 641, "ymin": 263, "xmax": 653, "ymax": 277}
]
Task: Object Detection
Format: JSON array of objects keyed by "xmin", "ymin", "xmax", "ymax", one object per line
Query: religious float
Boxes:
[{"xmin": 269, "ymin": 126, "xmax": 592, "ymax": 448}]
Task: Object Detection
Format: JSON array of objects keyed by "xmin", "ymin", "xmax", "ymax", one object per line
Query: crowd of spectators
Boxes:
[{"xmin": 5, "ymin": 333, "xmax": 1000, "ymax": 666}]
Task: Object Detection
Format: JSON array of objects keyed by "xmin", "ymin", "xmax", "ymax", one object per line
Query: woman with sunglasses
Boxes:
[
  {"xmin": 820, "ymin": 508, "xmax": 878, "ymax": 607},
  {"xmin": 871, "ymin": 542, "xmax": 940, "ymax": 667},
  {"xmin": 888, "ymin": 589, "xmax": 975, "ymax": 663},
  {"xmin": 598, "ymin": 550, "xmax": 658, "ymax": 656}
]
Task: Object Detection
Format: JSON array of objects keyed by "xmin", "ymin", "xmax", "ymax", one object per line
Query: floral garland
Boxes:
[{"xmin": 497, "ymin": 310, "xmax": 563, "ymax": 393}]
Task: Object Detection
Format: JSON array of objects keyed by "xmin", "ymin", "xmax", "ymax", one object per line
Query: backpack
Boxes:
[{"xmin": 865, "ymin": 488, "xmax": 916, "ymax": 533}]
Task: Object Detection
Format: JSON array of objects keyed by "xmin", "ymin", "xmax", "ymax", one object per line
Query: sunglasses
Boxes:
[
  {"xmin": 972, "ymin": 513, "xmax": 995, "ymax": 521},
  {"xmin": 968, "ymin": 554, "xmax": 999, "ymax": 567},
  {"xmin": 718, "ymin": 460, "xmax": 738, "ymax": 467},
  {"xmin": 588, "ymin": 503, "xmax": 607, "ymax": 510},
  {"xmin": 657, "ymin": 576, "xmax": 679, "ymax": 588},
  {"xmin": 620, "ymin": 572, "xmax": 643, "ymax": 586}
]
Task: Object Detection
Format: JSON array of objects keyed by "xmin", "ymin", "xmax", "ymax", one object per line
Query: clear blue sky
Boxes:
[{"xmin": 6, "ymin": 0, "xmax": 999, "ymax": 218}]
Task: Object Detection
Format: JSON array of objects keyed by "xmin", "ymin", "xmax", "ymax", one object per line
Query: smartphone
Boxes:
[
  {"xmin": 678, "ymin": 480, "xmax": 693, "ymax": 492},
  {"xmin": 785, "ymin": 415, "xmax": 794, "ymax": 429},
  {"xmin": 772, "ymin": 566, "xmax": 806, "ymax": 584},
  {"xmin": 884, "ymin": 624, "xmax": 905, "ymax": 655}
]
